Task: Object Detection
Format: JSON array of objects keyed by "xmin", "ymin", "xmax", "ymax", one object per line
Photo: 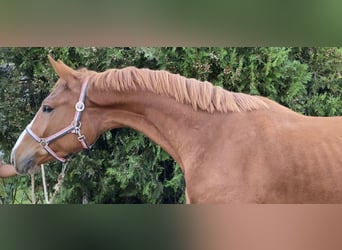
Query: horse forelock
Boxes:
[{"xmin": 86, "ymin": 66, "xmax": 268, "ymax": 113}]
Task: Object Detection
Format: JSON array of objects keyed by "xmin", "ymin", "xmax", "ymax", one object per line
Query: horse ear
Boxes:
[{"xmin": 48, "ymin": 55, "xmax": 76, "ymax": 81}]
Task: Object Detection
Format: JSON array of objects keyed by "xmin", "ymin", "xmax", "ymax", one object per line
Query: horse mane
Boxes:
[{"xmin": 87, "ymin": 66, "xmax": 268, "ymax": 113}]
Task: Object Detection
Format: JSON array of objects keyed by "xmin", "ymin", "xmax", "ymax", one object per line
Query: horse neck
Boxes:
[{"xmin": 89, "ymin": 89, "xmax": 214, "ymax": 171}]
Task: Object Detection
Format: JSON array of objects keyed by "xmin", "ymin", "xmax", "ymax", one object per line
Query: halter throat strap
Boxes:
[{"xmin": 25, "ymin": 79, "xmax": 91, "ymax": 163}]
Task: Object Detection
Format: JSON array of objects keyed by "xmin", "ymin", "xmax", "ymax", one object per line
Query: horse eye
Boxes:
[{"xmin": 42, "ymin": 105, "xmax": 54, "ymax": 113}]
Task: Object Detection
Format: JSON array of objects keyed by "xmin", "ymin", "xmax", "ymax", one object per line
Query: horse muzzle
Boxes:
[
  {"xmin": 11, "ymin": 130, "xmax": 40, "ymax": 175},
  {"xmin": 12, "ymin": 155, "xmax": 37, "ymax": 175}
]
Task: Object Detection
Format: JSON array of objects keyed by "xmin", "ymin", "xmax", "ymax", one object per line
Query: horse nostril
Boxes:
[
  {"xmin": 16, "ymin": 157, "xmax": 36, "ymax": 175},
  {"xmin": 25, "ymin": 158, "xmax": 36, "ymax": 173}
]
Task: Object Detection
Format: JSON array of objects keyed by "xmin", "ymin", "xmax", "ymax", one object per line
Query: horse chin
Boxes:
[
  {"xmin": 15, "ymin": 163, "xmax": 38, "ymax": 176},
  {"xmin": 27, "ymin": 165, "xmax": 41, "ymax": 175},
  {"xmin": 16, "ymin": 165, "xmax": 40, "ymax": 176}
]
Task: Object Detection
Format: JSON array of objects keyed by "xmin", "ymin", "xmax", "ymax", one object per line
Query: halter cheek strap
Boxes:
[{"xmin": 25, "ymin": 79, "xmax": 91, "ymax": 163}]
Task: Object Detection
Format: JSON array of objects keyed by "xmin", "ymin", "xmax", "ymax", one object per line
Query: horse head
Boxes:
[{"xmin": 11, "ymin": 56, "xmax": 100, "ymax": 175}]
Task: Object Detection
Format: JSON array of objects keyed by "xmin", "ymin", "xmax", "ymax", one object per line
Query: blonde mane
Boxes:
[{"xmin": 88, "ymin": 66, "xmax": 268, "ymax": 113}]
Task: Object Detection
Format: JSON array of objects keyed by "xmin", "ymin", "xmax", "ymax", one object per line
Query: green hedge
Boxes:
[{"xmin": 1, "ymin": 47, "xmax": 342, "ymax": 204}]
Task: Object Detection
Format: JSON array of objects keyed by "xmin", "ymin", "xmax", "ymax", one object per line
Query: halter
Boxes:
[{"xmin": 25, "ymin": 79, "xmax": 91, "ymax": 163}]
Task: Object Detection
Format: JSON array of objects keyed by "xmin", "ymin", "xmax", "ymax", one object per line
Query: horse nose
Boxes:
[
  {"xmin": 11, "ymin": 129, "xmax": 38, "ymax": 175},
  {"xmin": 14, "ymin": 156, "xmax": 36, "ymax": 175}
]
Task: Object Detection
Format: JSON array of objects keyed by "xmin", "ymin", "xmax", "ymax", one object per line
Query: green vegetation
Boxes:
[{"xmin": 1, "ymin": 47, "xmax": 342, "ymax": 204}]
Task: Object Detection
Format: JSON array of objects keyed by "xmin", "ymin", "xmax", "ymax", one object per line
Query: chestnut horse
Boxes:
[{"xmin": 10, "ymin": 56, "xmax": 342, "ymax": 203}]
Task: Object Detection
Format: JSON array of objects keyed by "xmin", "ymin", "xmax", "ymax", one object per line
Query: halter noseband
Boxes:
[{"xmin": 25, "ymin": 79, "xmax": 91, "ymax": 163}]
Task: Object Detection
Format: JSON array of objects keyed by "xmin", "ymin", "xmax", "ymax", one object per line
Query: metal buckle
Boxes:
[
  {"xmin": 74, "ymin": 121, "xmax": 82, "ymax": 135},
  {"xmin": 78, "ymin": 134, "xmax": 86, "ymax": 141}
]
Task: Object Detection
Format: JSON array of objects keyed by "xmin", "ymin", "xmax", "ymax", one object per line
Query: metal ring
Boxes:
[
  {"xmin": 40, "ymin": 138, "xmax": 47, "ymax": 147},
  {"xmin": 75, "ymin": 102, "xmax": 85, "ymax": 112}
]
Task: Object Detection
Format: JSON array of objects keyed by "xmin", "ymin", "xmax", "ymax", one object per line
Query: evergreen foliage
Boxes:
[{"xmin": 1, "ymin": 47, "xmax": 342, "ymax": 203}]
